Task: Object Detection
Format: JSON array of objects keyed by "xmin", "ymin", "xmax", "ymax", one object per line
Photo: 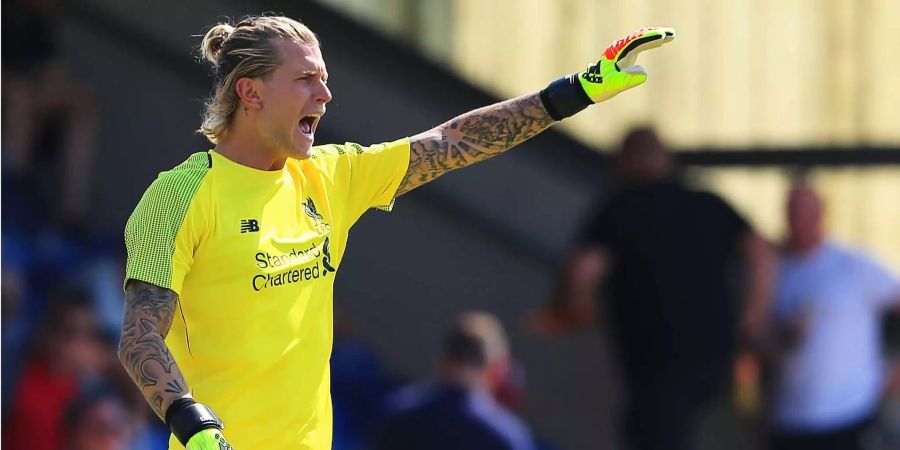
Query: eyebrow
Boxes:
[{"xmin": 296, "ymin": 69, "xmax": 328, "ymax": 80}]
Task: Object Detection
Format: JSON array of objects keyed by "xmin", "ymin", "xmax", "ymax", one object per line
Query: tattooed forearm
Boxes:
[
  {"xmin": 118, "ymin": 280, "xmax": 190, "ymax": 419},
  {"xmin": 397, "ymin": 92, "xmax": 555, "ymax": 195}
]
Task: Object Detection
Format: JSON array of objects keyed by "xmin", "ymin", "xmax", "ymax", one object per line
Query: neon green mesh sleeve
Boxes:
[{"xmin": 124, "ymin": 152, "xmax": 210, "ymax": 291}]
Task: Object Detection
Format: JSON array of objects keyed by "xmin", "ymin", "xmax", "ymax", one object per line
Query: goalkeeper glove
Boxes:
[
  {"xmin": 540, "ymin": 26, "xmax": 676, "ymax": 120},
  {"xmin": 165, "ymin": 398, "xmax": 234, "ymax": 449},
  {"xmin": 186, "ymin": 429, "xmax": 234, "ymax": 450}
]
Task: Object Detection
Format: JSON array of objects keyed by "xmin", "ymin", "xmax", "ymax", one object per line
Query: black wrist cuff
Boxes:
[
  {"xmin": 165, "ymin": 398, "xmax": 224, "ymax": 446},
  {"xmin": 539, "ymin": 73, "xmax": 594, "ymax": 121}
]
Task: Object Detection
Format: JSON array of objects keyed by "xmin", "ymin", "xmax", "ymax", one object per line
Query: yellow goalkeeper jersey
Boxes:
[{"xmin": 124, "ymin": 139, "xmax": 410, "ymax": 449}]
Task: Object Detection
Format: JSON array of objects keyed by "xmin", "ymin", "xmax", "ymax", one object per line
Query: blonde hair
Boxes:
[
  {"xmin": 198, "ymin": 16, "xmax": 319, "ymax": 144},
  {"xmin": 458, "ymin": 311, "xmax": 510, "ymax": 363}
]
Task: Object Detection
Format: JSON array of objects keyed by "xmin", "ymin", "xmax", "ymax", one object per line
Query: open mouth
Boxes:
[{"xmin": 298, "ymin": 114, "xmax": 321, "ymax": 138}]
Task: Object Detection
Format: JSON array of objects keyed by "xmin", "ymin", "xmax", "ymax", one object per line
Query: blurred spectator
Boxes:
[
  {"xmin": 458, "ymin": 312, "xmax": 528, "ymax": 413},
  {"xmin": 1, "ymin": 238, "xmax": 126, "ymax": 416},
  {"xmin": 4, "ymin": 288, "xmax": 108, "ymax": 450},
  {"xmin": 2, "ymin": 0, "xmax": 98, "ymax": 229},
  {"xmin": 64, "ymin": 387, "xmax": 134, "ymax": 450},
  {"xmin": 331, "ymin": 310, "xmax": 403, "ymax": 450},
  {"xmin": 766, "ymin": 184, "xmax": 900, "ymax": 450},
  {"xmin": 1, "ymin": 265, "xmax": 29, "ymax": 411},
  {"xmin": 375, "ymin": 312, "xmax": 536, "ymax": 450},
  {"xmin": 91, "ymin": 327, "xmax": 172, "ymax": 450},
  {"xmin": 2, "ymin": 0, "xmax": 112, "ymax": 391},
  {"xmin": 535, "ymin": 127, "xmax": 775, "ymax": 450}
]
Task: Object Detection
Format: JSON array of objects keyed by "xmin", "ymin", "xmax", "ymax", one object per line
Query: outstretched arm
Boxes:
[
  {"xmin": 396, "ymin": 26, "xmax": 675, "ymax": 196},
  {"xmin": 397, "ymin": 93, "xmax": 553, "ymax": 195},
  {"xmin": 118, "ymin": 279, "xmax": 190, "ymax": 419}
]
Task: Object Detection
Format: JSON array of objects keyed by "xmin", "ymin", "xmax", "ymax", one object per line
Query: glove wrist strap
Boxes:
[
  {"xmin": 165, "ymin": 398, "xmax": 224, "ymax": 446},
  {"xmin": 539, "ymin": 73, "xmax": 594, "ymax": 121}
]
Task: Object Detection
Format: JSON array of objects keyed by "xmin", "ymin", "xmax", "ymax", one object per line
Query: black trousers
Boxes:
[
  {"xmin": 621, "ymin": 364, "xmax": 730, "ymax": 450},
  {"xmin": 770, "ymin": 416, "xmax": 872, "ymax": 450}
]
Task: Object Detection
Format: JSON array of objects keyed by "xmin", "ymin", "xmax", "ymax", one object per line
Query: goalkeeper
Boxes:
[{"xmin": 117, "ymin": 15, "xmax": 674, "ymax": 450}]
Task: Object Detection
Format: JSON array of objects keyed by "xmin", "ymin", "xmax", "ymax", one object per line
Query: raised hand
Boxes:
[{"xmin": 578, "ymin": 27, "xmax": 676, "ymax": 103}]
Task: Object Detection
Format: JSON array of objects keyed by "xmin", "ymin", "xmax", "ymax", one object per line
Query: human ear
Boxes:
[{"xmin": 235, "ymin": 77, "xmax": 264, "ymax": 111}]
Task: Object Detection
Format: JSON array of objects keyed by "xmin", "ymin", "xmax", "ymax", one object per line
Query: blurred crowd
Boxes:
[
  {"xmin": 2, "ymin": 2, "xmax": 169, "ymax": 448},
  {"xmin": 3, "ymin": 2, "xmax": 900, "ymax": 449},
  {"xmin": 537, "ymin": 128, "xmax": 900, "ymax": 450}
]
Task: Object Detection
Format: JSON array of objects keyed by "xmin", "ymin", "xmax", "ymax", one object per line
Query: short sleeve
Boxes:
[
  {"xmin": 854, "ymin": 252, "xmax": 900, "ymax": 311},
  {"xmin": 124, "ymin": 154, "xmax": 210, "ymax": 295},
  {"xmin": 333, "ymin": 138, "xmax": 410, "ymax": 222}
]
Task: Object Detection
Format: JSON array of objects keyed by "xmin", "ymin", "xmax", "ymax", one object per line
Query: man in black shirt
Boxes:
[{"xmin": 536, "ymin": 127, "xmax": 774, "ymax": 450}]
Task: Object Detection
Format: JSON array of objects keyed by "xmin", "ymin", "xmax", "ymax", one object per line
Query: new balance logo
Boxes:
[{"xmin": 240, "ymin": 219, "xmax": 260, "ymax": 233}]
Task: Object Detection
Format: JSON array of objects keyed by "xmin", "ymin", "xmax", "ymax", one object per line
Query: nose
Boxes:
[{"xmin": 315, "ymin": 80, "xmax": 332, "ymax": 104}]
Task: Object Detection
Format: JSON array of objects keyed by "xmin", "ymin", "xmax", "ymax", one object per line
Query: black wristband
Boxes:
[
  {"xmin": 539, "ymin": 73, "xmax": 594, "ymax": 121},
  {"xmin": 165, "ymin": 398, "xmax": 224, "ymax": 446}
]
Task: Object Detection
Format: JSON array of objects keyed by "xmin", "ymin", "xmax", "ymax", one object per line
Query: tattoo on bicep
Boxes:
[
  {"xmin": 126, "ymin": 280, "xmax": 177, "ymax": 335},
  {"xmin": 119, "ymin": 281, "xmax": 189, "ymax": 418},
  {"xmin": 398, "ymin": 92, "xmax": 554, "ymax": 195}
]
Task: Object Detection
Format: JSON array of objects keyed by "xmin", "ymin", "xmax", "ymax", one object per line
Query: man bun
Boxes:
[{"xmin": 200, "ymin": 23, "xmax": 235, "ymax": 65}]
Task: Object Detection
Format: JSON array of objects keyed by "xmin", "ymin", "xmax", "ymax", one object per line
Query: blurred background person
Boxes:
[
  {"xmin": 459, "ymin": 312, "xmax": 528, "ymax": 414},
  {"xmin": 1, "ymin": 0, "xmax": 115, "ymax": 406},
  {"xmin": 3, "ymin": 288, "xmax": 109, "ymax": 450},
  {"xmin": 1, "ymin": 260, "xmax": 29, "ymax": 412},
  {"xmin": 765, "ymin": 184, "xmax": 900, "ymax": 450},
  {"xmin": 63, "ymin": 387, "xmax": 135, "ymax": 450},
  {"xmin": 534, "ymin": 127, "xmax": 775, "ymax": 450},
  {"xmin": 2, "ymin": 0, "xmax": 98, "ymax": 230},
  {"xmin": 331, "ymin": 309, "xmax": 403, "ymax": 450},
  {"xmin": 375, "ymin": 311, "xmax": 536, "ymax": 450}
]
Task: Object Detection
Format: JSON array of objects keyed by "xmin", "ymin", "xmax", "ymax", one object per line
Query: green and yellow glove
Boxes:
[
  {"xmin": 186, "ymin": 428, "xmax": 234, "ymax": 450},
  {"xmin": 579, "ymin": 26, "xmax": 676, "ymax": 103},
  {"xmin": 540, "ymin": 27, "xmax": 676, "ymax": 120}
]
